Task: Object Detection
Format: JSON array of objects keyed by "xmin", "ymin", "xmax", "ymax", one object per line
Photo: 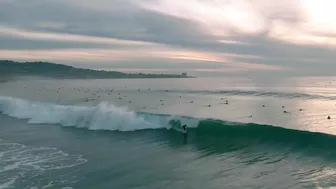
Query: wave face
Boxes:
[
  {"xmin": 196, "ymin": 120, "xmax": 336, "ymax": 149},
  {"xmin": 1, "ymin": 96, "xmax": 336, "ymax": 156}
]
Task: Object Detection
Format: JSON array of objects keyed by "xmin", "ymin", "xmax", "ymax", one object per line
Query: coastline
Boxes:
[{"xmin": 0, "ymin": 60, "xmax": 195, "ymax": 80}]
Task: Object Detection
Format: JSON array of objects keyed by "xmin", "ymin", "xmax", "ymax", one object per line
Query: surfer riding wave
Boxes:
[
  {"xmin": 182, "ymin": 124, "xmax": 188, "ymax": 134},
  {"xmin": 169, "ymin": 119, "xmax": 188, "ymax": 141}
]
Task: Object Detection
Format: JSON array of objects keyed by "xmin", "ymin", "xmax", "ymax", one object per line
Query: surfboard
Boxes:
[{"xmin": 173, "ymin": 125, "xmax": 185, "ymax": 133}]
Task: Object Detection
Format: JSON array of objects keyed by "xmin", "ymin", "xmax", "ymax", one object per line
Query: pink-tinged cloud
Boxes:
[
  {"xmin": 0, "ymin": 26, "xmax": 156, "ymax": 46},
  {"xmin": 219, "ymin": 40, "xmax": 250, "ymax": 45},
  {"xmin": 100, "ymin": 68, "xmax": 170, "ymax": 73},
  {"xmin": 98, "ymin": 67, "xmax": 250, "ymax": 74},
  {"xmin": 0, "ymin": 49, "xmax": 285, "ymax": 72},
  {"xmin": 0, "ymin": 49, "xmax": 258, "ymax": 63},
  {"xmin": 223, "ymin": 61, "xmax": 285, "ymax": 71},
  {"xmin": 189, "ymin": 68, "xmax": 250, "ymax": 73}
]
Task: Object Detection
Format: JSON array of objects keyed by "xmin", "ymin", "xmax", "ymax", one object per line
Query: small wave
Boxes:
[{"xmin": 158, "ymin": 89, "xmax": 336, "ymax": 100}]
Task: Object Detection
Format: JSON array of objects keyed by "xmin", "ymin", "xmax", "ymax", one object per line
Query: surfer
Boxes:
[
  {"xmin": 182, "ymin": 124, "xmax": 187, "ymax": 132},
  {"xmin": 182, "ymin": 124, "xmax": 188, "ymax": 136},
  {"xmin": 181, "ymin": 124, "xmax": 188, "ymax": 143}
]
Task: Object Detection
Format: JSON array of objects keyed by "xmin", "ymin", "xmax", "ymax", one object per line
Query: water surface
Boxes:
[{"xmin": 1, "ymin": 77, "xmax": 336, "ymax": 189}]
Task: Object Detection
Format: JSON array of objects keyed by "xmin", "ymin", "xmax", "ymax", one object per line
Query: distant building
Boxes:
[{"xmin": 181, "ymin": 72, "xmax": 187, "ymax": 77}]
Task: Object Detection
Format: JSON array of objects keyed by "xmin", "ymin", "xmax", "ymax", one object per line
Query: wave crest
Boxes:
[{"xmin": 0, "ymin": 96, "xmax": 198, "ymax": 131}]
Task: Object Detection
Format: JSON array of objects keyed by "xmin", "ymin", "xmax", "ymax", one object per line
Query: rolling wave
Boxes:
[
  {"xmin": 196, "ymin": 119, "xmax": 336, "ymax": 149},
  {"xmin": 1, "ymin": 96, "xmax": 336, "ymax": 156}
]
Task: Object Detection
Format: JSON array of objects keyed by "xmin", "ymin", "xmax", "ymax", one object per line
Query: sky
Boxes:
[{"xmin": 1, "ymin": 0, "xmax": 336, "ymax": 76}]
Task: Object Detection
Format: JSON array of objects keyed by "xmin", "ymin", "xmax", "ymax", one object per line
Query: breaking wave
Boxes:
[
  {"xmin": 1, "ymin": 96, "xmax": 336, "ymax": 159},
  {"xmin": 0, "ymin": 96, "xmax": 198, "ymax": 131}
]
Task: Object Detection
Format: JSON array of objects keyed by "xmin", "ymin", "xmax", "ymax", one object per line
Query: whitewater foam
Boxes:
[
  {"xmin": 0, "ymin": 140, "xmax": 87, "ymax": 189},
  {"xmin": 0, "ymin": 96, "xmax": 199, "ymax": 131}
]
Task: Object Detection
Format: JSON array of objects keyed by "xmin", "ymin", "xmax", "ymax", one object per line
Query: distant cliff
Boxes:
[{"xmin": 0, "ymin": 60, "xmax": 192, "ymax": 79}]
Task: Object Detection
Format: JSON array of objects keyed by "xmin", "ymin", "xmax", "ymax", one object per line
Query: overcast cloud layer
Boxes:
[{"xmin": 1, "ymin": 0, "xmax": 336, "ymax": 76}]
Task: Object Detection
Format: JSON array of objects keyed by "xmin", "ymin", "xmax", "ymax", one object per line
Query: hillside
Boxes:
[{"xmin": 0, "ymin": 60, "xmax": 191, "ymax": 79}]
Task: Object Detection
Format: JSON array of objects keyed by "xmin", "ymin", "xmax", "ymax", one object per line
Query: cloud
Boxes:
[
  {"xmin": 0, "ymin": 0, "xmax": 336, "ymax": 76},
  {"xmin": 0, "ymin": 27, "xmax": 156, "ymax": 46},
  {"xmin": 0, "ymin": 48, "xmax": 285, "ymax": 77}
]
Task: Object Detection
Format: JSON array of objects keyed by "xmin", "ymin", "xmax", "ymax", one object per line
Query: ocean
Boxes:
[{"xmin": 0, "ymin": 77, "xmax": 336, "ymax": 189}]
